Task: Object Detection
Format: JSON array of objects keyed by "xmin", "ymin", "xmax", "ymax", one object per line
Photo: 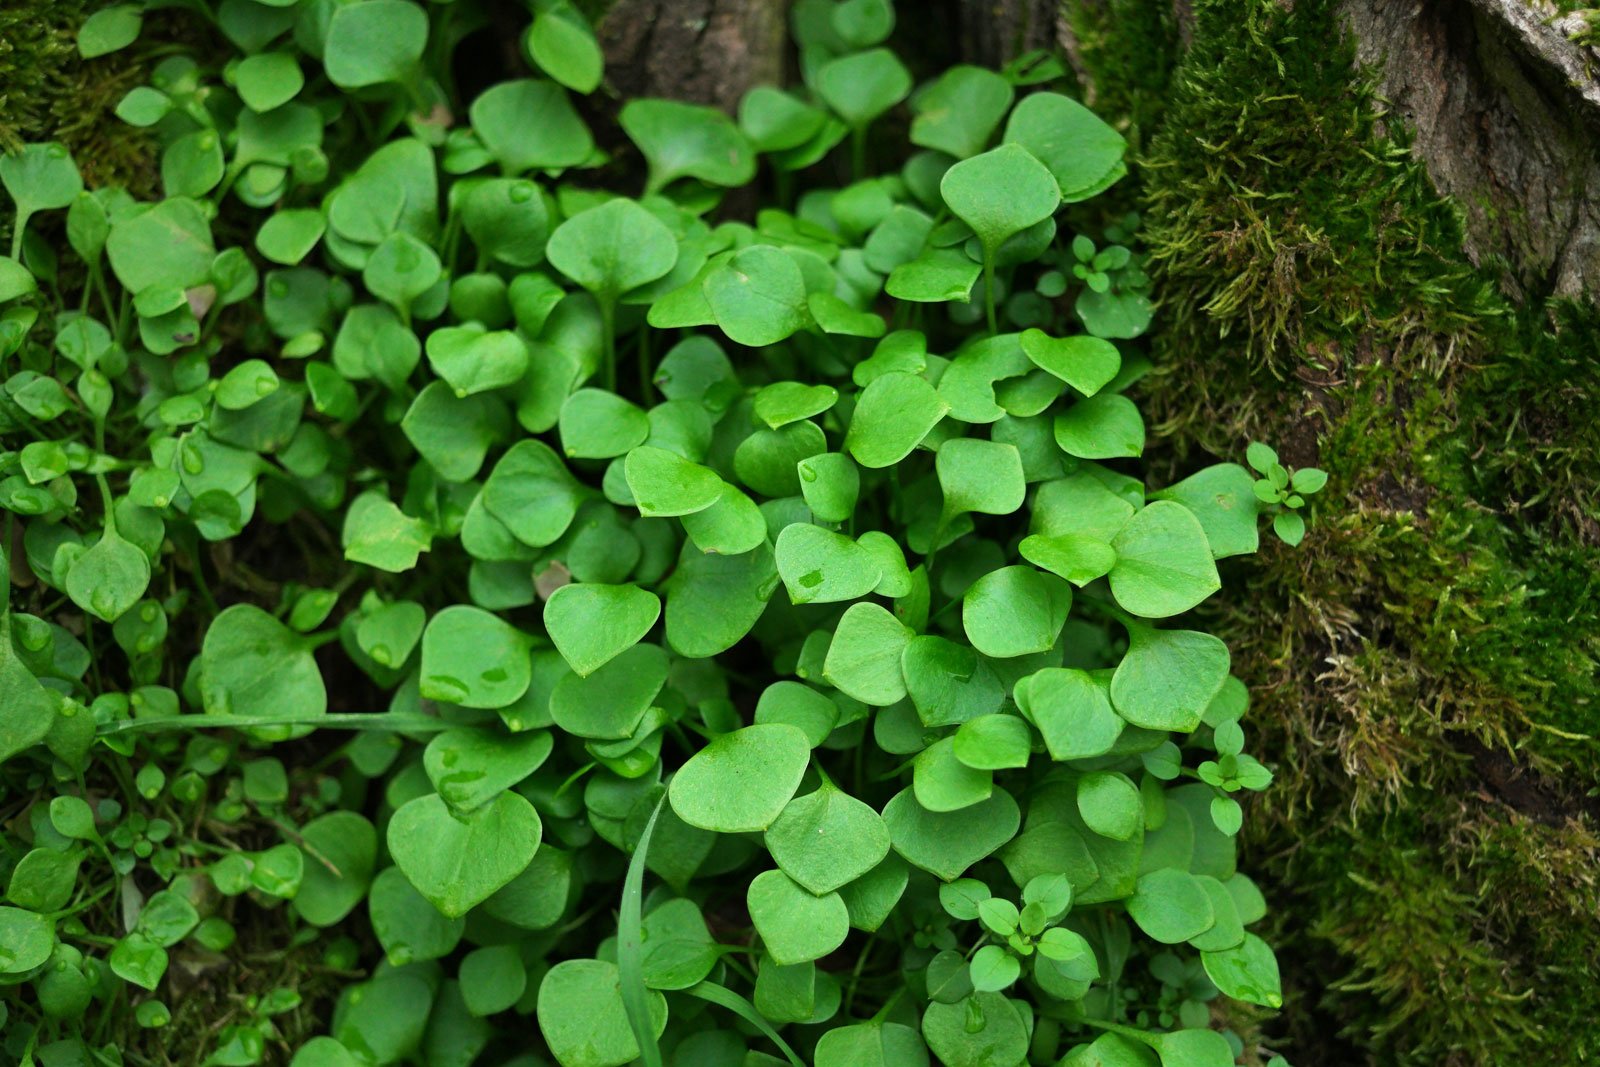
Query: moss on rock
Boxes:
[{"xmin": 1069, "ymin": 0, "xmax": 1600, "ymax": 1061}]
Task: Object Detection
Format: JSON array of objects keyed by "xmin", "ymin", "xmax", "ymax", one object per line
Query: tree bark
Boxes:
[
  {"xmin": 1340, "ymin": 0, "xmax": 1600, "ymax": 297},
  {"xmin": 596, "ymin": 0, "xmax": 789, "ymax": 111}
]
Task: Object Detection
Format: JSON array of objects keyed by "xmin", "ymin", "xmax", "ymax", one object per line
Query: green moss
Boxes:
[
  {"xmin": 0, "ymin": 0, "xmax": 158, "ymax": 192},
  {"xmin": 1070, "ymin": 0, "xmax": 1600, "ymax": 1060}
]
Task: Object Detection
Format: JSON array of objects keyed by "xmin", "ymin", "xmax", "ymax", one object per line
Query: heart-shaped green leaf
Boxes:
[
  {"xmin": 621, "ymin": 99, "xmax": 756, "ymax": 194},
  {"xmin": 1108, "ymin": 501, "xmax": 1221, "ymax": 618},
  {"xmin": 419, "ymin": 605, "xmax": 532, "ymax": 708},
  {"xmin": 704, "ymin": 245, "xmax": 809, "ymax": 347},
  {"xmin": 669, "ymin": 723, "xmax": 811, "ymax": 833},
  {"xmin": 386, "ymin": 791, "xmax": 541, "ymax": 918},
  {"xmin": 422, "ymin": 728, "xmax": 553, "ymax": 811},
  {"xmin": 765, "ymin": 781, "xmax": 892, "ymax": 894},
  {"xmin": 747, "ymin": 869, "xmax": 850, "ymax": 969},
  {"xmin": 1110, "ymin": 625, "xmax": 1230, "ymax": 731},
  {"xmin": 775, "ymin": 523, "xmax": 883, "ymax": 605},
  {"xmin": 940, "ymin": 144, "xmax": 1059, "ymax": 260},
  {"xmin": 881, "ymin": 787, "xmax": 1021, "ymax": 881},
  {"xmin": 543, "ymin": 582, "xmax": 661, "ymax": 676}
]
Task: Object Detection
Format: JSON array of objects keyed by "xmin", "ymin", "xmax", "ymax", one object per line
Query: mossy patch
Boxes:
[
  {"xmin": 0, "ymin": 0, "xmax": 161, "ymax": 193},
  {"xmin": 1068, "ymin": 0, "xmax": 1600, "ymax": 1061}
]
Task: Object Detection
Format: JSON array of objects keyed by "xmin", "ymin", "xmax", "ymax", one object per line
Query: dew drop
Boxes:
[{"xmin": 508, "ymin": 182, "xmax": 534, "ymax": 203}]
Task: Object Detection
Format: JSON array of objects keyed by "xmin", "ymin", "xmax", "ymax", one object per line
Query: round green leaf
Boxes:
[
  {"xmin": 547, "ymin": 198, "xmax": 678, "ymax": 301},
  {"xmin": 815, "ymin": 48, "xmax": 912, "ymax": 128},
  {"xmin": 543, "ymin": 582, "xmax": 661, "ymax": 677},
  {"xmin": 1126, "ymin": 868, "xmax": 1215, "ymax": 945},
  {"xmin": 470, "ymin": 79, "xmax": 594, "ymax": 173},
  {"xmin": 425, "ymin": 324, "xmax": 530, "ymax": 397},
  {"xmin": 342, "ymin": 492, "xmax": 433, "ymax": 573},
  {"xmin": 624, "ymin": 445, "xmax": 722, "ymax": 517},
  {"xmin": 1020, "ymin": 328, "xmax": 1121, "ymax": 396},
  {"xmin": 550, "ymin": 643, "xmax": 668, "ymax": 740},
  {"xmin": 886, "ymin": 248, "xmax": 981, "ymax": 303},
  {"xmin": 255, "ymin": 209, "xmax": 325, "ymax": 266},
  {"xmin": 704, "ymin": 245, "xmax": 809, "ymax": 347},
  {"xmin": 962, "ymin": 565, "xmax": 1072, "ymax": 658},
  {"xmin": 0, "ymin": 906, "xmax": 54, "ymax": 973},
  {"xmin": 1054, "ymin": 393, "xmax": 1145, "ymax": 459},
  {"xmin": 199, "ymin": 605, "xmax": 326, "ymax": 728},
  {"xmin": 1077, "ymin": 771, "xmax": 1142, "ymax": 841},
  {"xmin": 324, "ymin": 0, "xmax": 427, "ymax": 88},
  {"xmin": 1014, "ymin": 667, "xmax": 1123, "ymax": 760},
  {"xmin": 663, "ymin": 540, "xmax": 777, "ymax": 658},
  {"xmin": 77, "ymin": 6, "xmax": 143, "ymax": 58},
  {"xmin": 823, "ymin": 602, "xmax": 913, "ymax": 706},
  {"xmin": 1003, "ymin": 92, "xmax": 1128, "ymax": 202},
  {"xmin": 561, "ymin": 389, "xmax": 649, "ymax": 459},
  {"xmin": 815, "ymin": 1022, "xmax": 930, "ymax": 1067},
  {"xmin": 1, "ymin": 142, "xmax": 83, "ymax": 218},
  {"xmin": 939, "ymin": 144, "xmax": 1060, "ymax": 258},
  {"xmin": 754, "ymin": 381, "xmax": 838, "ymax": 429},
  {"xmin": 1108, "ymin": 501, "xmax": 1221, "ymax": 618},
  {"xmin": 1110, "ymin": 625, "xmax": 1230, "ymax": 731},
  {"xmin": 747, "ymin": 868, "xmax": 849, "ymax": 965},
  {"xmin": 739, "ymin": 87, "xmax": 827, "ymax": 153},
  {"xmin": 881, "ymin": 787, "xmax": 1021, "ymax": 881},
  {"xmin": 775, "ymin": 523, "xmax": 883, "ymax": 605},
  {"xmin": 387, "ymin": 791, "xmax": 541, "ymax": 918},
  {"xmin": 423, "ymin": 728, "xmax": 553, "ymax": 810},
  {"xmin": 765, "ymin": 782, "xmax": 892, "ymax": 894},
  {"xmin": 901, "ymin": 635, "xmax": 1005, "ymax": 728},
  {"xmin": 235, "ymin": 52, "xmax": 304, "ymax": 112},
  {"xmin": 621, "ymin": 99, "xmax": 756, "ymax": 194},
  {"xmin": 419, "ymin": 605, "xmax": 532, "ymax": 708},
  {"xmin": 937, "ymin": 438, "xmax": 1025, "ymax": 517},
  {"xmin": 1153, "ymin": 463, "xmax": 1260, "ymax": 560},
  {"xmin": 912, "ymin": 738, "xmax": 992, "ymax": 812},
  {"xmin": 537, "ymin": 959, "xmax": 666, "ymax": 1067},
  {"xmin": 106, "ymin": 197, "xmax": 215, "ymax": 294},
  {"xmin": 368, "ymin": 866, "xmax": 463, "ymax": 965},
  {"xmin": 525, "ymin": 9, "xmax": 603, "ymax": 94},
  {"xmin": 65, "ymin": 524, "xmax": 149, "ymax": 623},
  {"xmin": 482, "ymin": 440, "xmax": 581, "ymax": 548},
  {"xmin": 910, "ymin": 65, "xmax": 1014, "ymax": 159},
  {"xmin": 921, "ymin": 993, "xmax": 1030, "ymax": 1067},
  {"xmin": 293, "ymin": 811, "xmax": 377, "ymax": 928},
  {"xmin": 1201, "ymin": 932, "xmax": 1283, "ymax": 1008},
  {"xmin": 460, "ymin": 943, "xmax": 528, "ymax": 1017},
  {"xmin": 845, "ymin": 372, "xmax": 949, "ymax": 469},
  {"xmin": 668, "ymin": 723, "xmax": 811, "ymax": 833},
  {"xmin": 951, "ymin": 714, "xmax": 1032, "ymax": 771}
]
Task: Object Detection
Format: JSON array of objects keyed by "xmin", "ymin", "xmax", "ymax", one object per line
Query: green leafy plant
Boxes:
[
  {"xmin": 0, "ymin": 1, "xmax": 1313, "ymax": 1064},
  {"xmin": 1246, "ymin": 442, "xmax": 1327, "ymax": 546}
]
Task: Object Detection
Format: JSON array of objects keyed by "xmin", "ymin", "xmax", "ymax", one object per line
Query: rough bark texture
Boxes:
[
  {"xmin": 1342, "ymin": 0, "xmax": 1600, "ymax": 297},
  {"xmin": 597, "ymin": 0, "xmax": 789, "ymax": 110},
  {"xmin": 952, "ymin": 0, "xmax": 1067, "ymax": 65}
]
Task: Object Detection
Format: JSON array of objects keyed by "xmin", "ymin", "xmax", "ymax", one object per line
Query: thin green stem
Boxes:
[
  {"xmin": 983, "ymin": 256, "xmax": 998, "ymax": 335},
  {"xmin": 97, "ymin": 711, "xmax": 452, "ymax": 737},
  {"xmin": 851, "ymin": 126, "xmax": 868, "ymax": 182},
  {"xmin": 10, "ymin": 209, "xmax": 28, "ymax": 261},
  {"xmin": 601, "ymin": 297, "xmax": 618, "ymax": 394}
]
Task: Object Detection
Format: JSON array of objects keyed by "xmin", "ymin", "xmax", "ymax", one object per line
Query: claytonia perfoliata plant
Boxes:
[{"xmin": 0, "ymin": 1, "xmax": 1310, "ymax": 1065}]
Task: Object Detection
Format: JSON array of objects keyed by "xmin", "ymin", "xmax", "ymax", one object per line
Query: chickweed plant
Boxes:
[{"xmin": 0, "ymin": 1, "xmax": 1316, "ymax": 1064}]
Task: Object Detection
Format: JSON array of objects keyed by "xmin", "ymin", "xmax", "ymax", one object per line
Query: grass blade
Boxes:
[
  {"xmin": 684, "ymin": 981, "xmax": 807, "ymax": 1067},
  {"xmin": 618, "ymin": 793, "xmax": 666, "ymax": 1067}
]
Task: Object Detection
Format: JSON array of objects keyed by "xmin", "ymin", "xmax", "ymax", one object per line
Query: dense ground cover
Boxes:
[{"xmin": 0, "ymin": 2, "xmax": 1327, "ymax": 1066}]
